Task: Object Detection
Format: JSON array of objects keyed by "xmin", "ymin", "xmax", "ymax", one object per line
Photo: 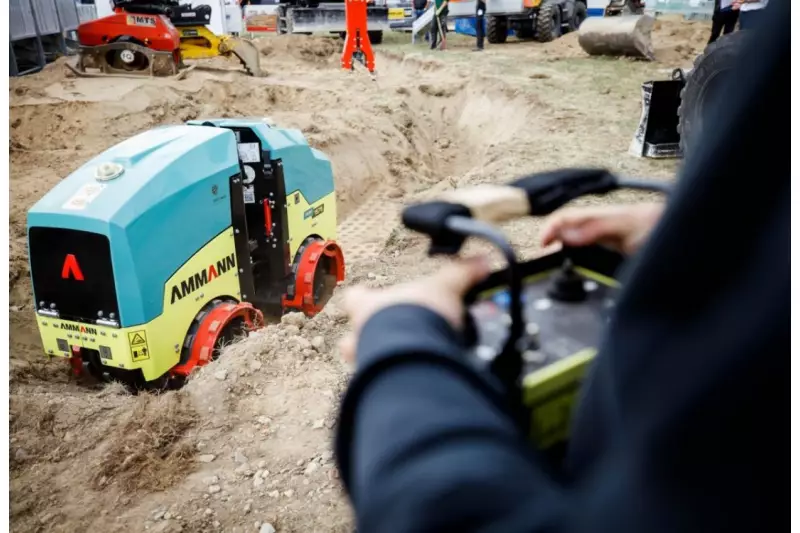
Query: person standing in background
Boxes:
[
  {"xmin": 414, "ymin": 0, "xmax": 430, "ymax": 42},
  {"xmin": 708, "ymin": 0, "xmax": 739, "ymax": 44},
  {"xmin": 474, "ymin": 0, "xmax": 487, "ymax": 51},
  {"xmin": 429, "ymin": 0, "xmax": 448, "ymax": 50},
  {"xmin": 734, "ymin": 0, "xmax": 768, "ymax": 30}
]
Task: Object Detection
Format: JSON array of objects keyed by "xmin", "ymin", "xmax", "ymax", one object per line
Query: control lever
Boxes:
[{"xmin": 548, "ymin": 259, "xmax": 587, "ymax": 303}]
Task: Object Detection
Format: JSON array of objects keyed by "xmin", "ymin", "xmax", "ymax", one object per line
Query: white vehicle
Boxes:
[
  {"xmin": 387, "ymin": 0, "xmax": 414, "ymax": 30},
  {"xmin": 413, "ymin": 0, "xmax": 609, "ymax": 42},
  {"xmin": 485, "ymin": 0, "xmax": 586, "ymax": 43}
]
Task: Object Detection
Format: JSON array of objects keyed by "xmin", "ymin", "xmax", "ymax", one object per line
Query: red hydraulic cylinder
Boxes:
[{"xmin": 341, "ymin": 0, "xmax": 376, "ymax": 73}]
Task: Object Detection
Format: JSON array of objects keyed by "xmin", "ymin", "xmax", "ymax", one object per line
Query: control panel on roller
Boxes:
[{"xmin": 401, "ymin": 169, "xmax": 671, "ymax": 450}]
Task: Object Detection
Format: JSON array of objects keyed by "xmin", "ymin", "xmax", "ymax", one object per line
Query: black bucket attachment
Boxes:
[{"xmin": 628, "ymin": 69, "xmax": 686, "ymax": 159}]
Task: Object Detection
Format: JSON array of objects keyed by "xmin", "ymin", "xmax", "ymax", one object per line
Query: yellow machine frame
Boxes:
[{"xmin": 176, "ymin": 25, "xmax": 262, "ymax": 76}]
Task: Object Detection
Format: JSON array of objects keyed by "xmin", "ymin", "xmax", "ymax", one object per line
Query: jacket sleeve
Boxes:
[{"xmin": 334, "ymin": 304, "xmax": 570, "ymax": 533}]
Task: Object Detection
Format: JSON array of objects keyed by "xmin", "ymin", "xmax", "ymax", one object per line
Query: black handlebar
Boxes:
[{"xmin": 402, "ymin": 168, "xmax": 672, "ymax": 257}]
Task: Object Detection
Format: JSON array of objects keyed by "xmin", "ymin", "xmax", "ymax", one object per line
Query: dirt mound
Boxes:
[
  {"xmin": 652, "ymin": 17, "xmax": 711, "ymax": 64},
  {"xmin": 92, "ymin": 391, "xmax": 199, "ymax": 493},
  {"xmin": 10, "ymin": 382, "xmax": 160, "ymax": 532},
  {"xmin": 540, "ymin": 31, "xmax": 586, "ymax": 59},
  {"xmin": 10, "ymin": 306, "xmax": 353, "ymax": 533},
  {"xmin": 9, "ymin": 57, "xmax": 73, "ymax": 98},
  {"xmin": 254, "ymin": 35, "xmax": 341, "ymax": 63}
]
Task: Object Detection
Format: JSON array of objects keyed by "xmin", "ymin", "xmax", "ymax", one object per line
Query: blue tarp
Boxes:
[{"xmin": 454, "ymin": 17, "xmax": 514, "ymax": 37}]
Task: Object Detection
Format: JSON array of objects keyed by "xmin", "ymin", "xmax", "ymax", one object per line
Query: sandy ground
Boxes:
[{"xmin": 9, "ymin": 18, "xmax": 709, "ymax": 533}]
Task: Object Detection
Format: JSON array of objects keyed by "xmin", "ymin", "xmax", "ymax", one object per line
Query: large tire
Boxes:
[
  {"xmin": 535, "ymin": 1, "xmax": 562, "ymax": 43},
  {"xmin": 487, "ymin": 16, "xmax": 508, "ymax": 44},
  {"xmin": 368, "ymin": 30, "xmax": 383, "ymax": 45},
  {"xmin": 569, "ymin": 1, "xmax": 587, "ymax": 32},
  {"xmin": 678, "ymin": 31, "xmax": 747, "ymax": 158}
]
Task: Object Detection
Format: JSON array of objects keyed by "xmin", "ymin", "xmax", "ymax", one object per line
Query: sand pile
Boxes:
[
  {"xmin": 540, "ymin": 16, "xmax": 710, "ymax": 64},
  {"xmin": 538, "ymin": 31, "xmax": 587, "ymax": 59},
  {"xmin": 10, "ymin": 306, "xmax": 353, "ymax": 533},
  {"xmin": 254, "ymin": 34, "xmax": 341, "ymax": 63},
  {"xmin": 651, "ymin": 17, "xmax": 712, "ymax": 63}
]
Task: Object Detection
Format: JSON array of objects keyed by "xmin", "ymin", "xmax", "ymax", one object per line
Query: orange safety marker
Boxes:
[{"xmin": 341, "ymin": 0, "xmax": 376, "ymax": 74}]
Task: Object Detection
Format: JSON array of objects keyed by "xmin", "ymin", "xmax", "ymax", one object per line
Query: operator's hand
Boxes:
[
  {"xmin": 540, "ymin": 203, "xmax": 664, "ymax": 255},
  {"xmin": 338, "ymin": 257, "xmax": 490, "ymax": 364}
]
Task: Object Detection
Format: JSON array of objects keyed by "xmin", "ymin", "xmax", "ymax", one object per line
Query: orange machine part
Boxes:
[
  {"xmin": 69, "ymin": 346, "xmax": 83, "ymax": 376},
  {"xmin": 171, "ymin": 301, "xmax": 264, "ymax": 377},
  {"xmin": 77, "ymin": 12, "xmax": 181, "ymax": 52},
  {"xmin": 341, "ymin": 0, "xmax": 375, "ymax": 73},
  {"xmin": 282, "ymin": 240, "xmax": 346, "ymax": 317}
]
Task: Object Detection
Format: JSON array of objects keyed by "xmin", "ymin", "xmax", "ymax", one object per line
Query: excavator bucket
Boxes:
[
  {"xmin": 221, "ymin": 37, "xmax": 263, "ymax": 77},
  {"xmin": 628, "ymin": 70, "xmax": 685, "ymax": 158},
  {"xmin": 577, "ymin": 14, "xmax": 655, "ymax": 60}
]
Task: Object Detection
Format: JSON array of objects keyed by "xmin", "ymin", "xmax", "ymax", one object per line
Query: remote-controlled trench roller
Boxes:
[
  {"xmin": 577, "ymin": 14, "xmax": 655, "ymax": 60},
  {"xmin": 26, "ymin": 119, "xmax": 344, "ymax": 389}
]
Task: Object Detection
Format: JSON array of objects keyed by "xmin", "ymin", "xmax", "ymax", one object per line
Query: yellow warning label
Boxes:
[{"xmin": 128, "ymin": 330, "xmax": 150, "ymax": 362}]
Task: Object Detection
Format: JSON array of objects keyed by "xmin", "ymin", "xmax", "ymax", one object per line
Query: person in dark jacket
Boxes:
[
  {"xmin": 334, "ymin": 1, "xmax": 788, "ymax": 532},
  {"xmin": 413, "ymin": 0, "xmax": 430, "ymax": 42},
  {"xmin": 708, "ymin": 0, "xmax": 739, "ymax": 44},
  {"xmin": 475, "ymin": 0, "xmax": 487, "ymax": 51},
  {"xmin": 735, "ymin": 0, "xmax": 768, "ymax": 30}
]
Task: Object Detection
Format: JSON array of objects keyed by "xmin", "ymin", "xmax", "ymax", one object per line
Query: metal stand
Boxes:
[{"xmin": 10, "ymin": 0, "xmax": 80, "ymax": 77}]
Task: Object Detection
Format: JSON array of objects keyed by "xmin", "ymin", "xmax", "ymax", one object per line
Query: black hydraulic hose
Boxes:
[{"xmin": 617, "ymin": 178, "xmax": 673, "ymax": 195}]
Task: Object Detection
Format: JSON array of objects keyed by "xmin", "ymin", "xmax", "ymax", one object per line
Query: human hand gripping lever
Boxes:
[
  {"xmin": 334, "ymin": 168, "xmax": 671, "ymax": 533},
  {"xmin": 400, "ymin": 168, "xmax": 671, "ymax": 401}
]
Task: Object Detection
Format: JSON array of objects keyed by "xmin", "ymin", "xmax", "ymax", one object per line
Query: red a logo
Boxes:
[{"xmin": 61, "ymin": 254, "xmax": 84, "ymax": 281}]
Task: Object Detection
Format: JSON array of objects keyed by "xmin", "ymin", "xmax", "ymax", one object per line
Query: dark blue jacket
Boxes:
[{"xmin": 335, "ymin": 2, "xmax": 788, "ymax": 532}]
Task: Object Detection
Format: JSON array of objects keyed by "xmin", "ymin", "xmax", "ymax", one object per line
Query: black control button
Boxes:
[{"xmin": 547, "ymin": 260, "xmax": 587, "ymax": 303}]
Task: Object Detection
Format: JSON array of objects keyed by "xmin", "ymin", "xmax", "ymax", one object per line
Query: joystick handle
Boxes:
[
  {"xmin": 548, "ymin": 259, "xmax": 588, "ymax": 303},
  {"xmin": 402, "ymin": 168, "xmax": 619, "ymax": 254},
  {"xmin": 401, "ymin": 169, "xmax": 671, "ymax": 254},
  {"xmin": 510, "ymin": 169, "xmax": 618, "ymax": 216}
]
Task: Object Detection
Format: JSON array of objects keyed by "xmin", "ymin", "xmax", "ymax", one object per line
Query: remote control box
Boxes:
[{"xmin": 401, "ymin": 168, "xmax": 669, "ymax": 450}]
